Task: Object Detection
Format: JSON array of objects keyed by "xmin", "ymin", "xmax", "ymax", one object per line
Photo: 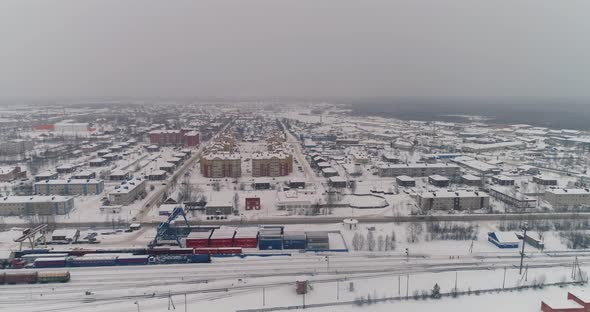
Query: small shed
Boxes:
[
  {"xmin": 488, "ymin": 232, "xmax": 519, "ymax": 248},
  {"xmin": 245, "ymin": 197, "xmax": 261, "ymax": 210},
  {"xmin": 51, "ymin": 229, "xmax": 80, "ymax": 243}
]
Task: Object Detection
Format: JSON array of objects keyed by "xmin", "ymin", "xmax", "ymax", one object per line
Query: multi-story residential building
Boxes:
[
  {"xmin": 417, "ymin": 190, "xmax": 489, "ymax": 211},
  {"xmin": 377, "ymin": 163, "xmax": 461, "ymax": 177},
  {"xmin": 544, "ymin": 189, "xmax": 590, "ymax": 208},
  {"xmin": 34, "ymin": 179, "xmax": 104, "ymax": 196},
  {"xmin": 148, "ymin": 129, "xmax": 199, "ymax": 147},
  {"xmin": 251, "ymin": 153, "xmax": 293, "ymax": 177},
  {"xmin": 108, "ymin": 178, "xmax": 146, "ymax": 205},
  {"xmin": 200, "ymin": 153, "xmax": 241, "ymax": 178},
  {"xmin": 0, "ymin": 139, "xmax": 33, "ymax": 156},
  {"xmin": 0, "ymin": 166, "xmax": 27, "ymax": 182},
  {"xmin": 0, "ymin": 196, "xmax": 74, "ymax": 216}
]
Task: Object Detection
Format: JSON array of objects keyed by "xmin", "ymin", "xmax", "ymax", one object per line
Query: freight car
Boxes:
[
  {"xmin": 149, "ymin": 254, "xmax": 211, "ymax": 264},
  {"xmin": 1, "ymin": 271, "xmax": 70, "ymax": 285},
  {"xmin": 33, "ymin": 257, "xmax": 68, "ymax": 268},
  {"xmin": 117, "ymin": 255, "xmax": 150, "ymax": 266},
  {"xmin": 193, "ymin": 247, "xmax": 242, "ymax": 255},
  {"xmin": 37, "ymin": 271, "xmax": 70, "ymax": 283},
  {"xmin": 5, "ymin": 271, "xmax": 38, "ymax": 284}
]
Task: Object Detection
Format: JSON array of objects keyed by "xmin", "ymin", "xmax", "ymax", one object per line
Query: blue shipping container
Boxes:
[
  {"xmin": 259, "ymin": 239, "xmax": 283, "ymax": 250},
  {"xmin": 283, "ymin": 239, "xmax": 306, "ymax": 250}
]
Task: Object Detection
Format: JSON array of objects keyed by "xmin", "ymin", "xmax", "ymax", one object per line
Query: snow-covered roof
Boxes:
[
  {"xmin": 420, "ymin": 190, "xmax": 488, "ymax": 199},
  {"xmin": 0, "ymin": 196, "xmax": 73, "ymax": 203}
]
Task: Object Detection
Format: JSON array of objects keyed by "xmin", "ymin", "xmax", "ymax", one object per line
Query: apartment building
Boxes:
[
  {"xmin": 108, "ymin": 178, "xmax": 146, "ymax": 205},
  {"xmin": 251, "ymin": 153, "xmax": 293, "ymax": 177},
  {"xmin": 417, "ymin": 190, "xmax": 489, "ymax": 211},
  {"xmin": 200, "ymin": 153, "xmax": 241, "ymax": 178},
  {"xmin": 34, "ymin": 179, "xmax": 104, "ymax": 196},
  {"xmin": 0, "ymin": 196, "xmax": 74, "ymax": 216},
  {"xmin": 543, "ymin": 189, "xmax": 590, "ymax": 208},
  {"xmin": 377, "ymin": 163, "xmax": 461, "ymax": 177}
]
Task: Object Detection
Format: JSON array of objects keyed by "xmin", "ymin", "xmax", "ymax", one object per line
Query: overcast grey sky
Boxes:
[{"xmin": 1, "ymin": 0, "xmax": 589, "ymax": 99}]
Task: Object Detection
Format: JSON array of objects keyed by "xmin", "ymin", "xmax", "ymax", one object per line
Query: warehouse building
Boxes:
[
  {"xmin": 200, "ymin": 153, "xmax": 241, "ymax": 178},
  {"xmin": 251, "ymin": 153, "xmax": 293, "ymax": 177},
  {"xmin": 0, "ymin": 196, "xmax": 74, "ymax": 216},
  {"xmin": 34, "ymin": 179, "xmax": 104, "ymax": 196},
  {"xmin": 543, "ymin": 189, "xmax": 590, "ymax": 208},
  {"xmin": 377, "ymin": 163, "xmax": 461, "ymax": 178},
  {"xmin": 205, "ymin": 197, "xmax": 234, "ymax": 215},
  {"xmin": 108, "ymin": 178, "xmax": 146, "ymax": 206},
  {"xmin": 417, "ymin": 190, "xmax": 489, "ymax": 211}
]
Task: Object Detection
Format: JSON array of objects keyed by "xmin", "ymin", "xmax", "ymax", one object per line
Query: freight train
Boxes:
[{"xmin": 0, "ymin": 271, "xmax": 70, "ymax": 284}]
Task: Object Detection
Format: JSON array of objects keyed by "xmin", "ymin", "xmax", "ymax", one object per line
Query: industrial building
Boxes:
[
  {"xmin": 34, "ymin": 179, "xmax": 104, "ymax": 196},
  {"xmin": 200, "ymin": 153, "xmax": 241, "ymax": 178},
  {"xmin": 417, "ymin": 190, "xmax": 489, "ymax": 211},
  {"xmin": 543, "ymin": 189, "xmax": 590, "ymax": 208},
  {"xmin": 108, "ymin": 178, "xmax": 146, "ymax": 206},
  {"xmin": 205, "ymin": 197, "xmax": 234, "ymax": 215},
  {"xmin": 377, "ymin": 163, "xmax": 461, "ymax": 178},
  {"xmin": 0, "ymin": 196, "xmax": 74, "ymax": 216}
]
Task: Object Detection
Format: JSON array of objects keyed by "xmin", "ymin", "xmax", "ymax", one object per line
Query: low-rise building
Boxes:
[
  {"xmin": 428, "ymin": 175, "xmax": 450, "ymax": 187},
  {"xmin": 396, "ymin": 175, "xmax": 416, "ymax": 187},
  {"xmin": 489, "ymin": 186, "xmax": 536, "ymax": 209},
  {"xmin": 462, "ymin": 174, "xmax": 482, "ymax": 186},
  {"xmin": 0, "ymin": 196, "xmax": 74, "ymax": 216},
  {"xmin": 544, "ymin": 188, "xmax": 590, "ymax": 208},
  {"xmin": 533, "ymin": 176, "xmax": 558, "ymax": 186},
  {"xmin": 108, "ymin": 178, "xmax": 146, "ymax": 205},
  {"xmin": 417, "ymin": 190, "xmax": 489, "ymax": 211},
  {"xmin": 492, "ymin": 175, "xmax": 515, "ymax": 186},
  {"xmin": 377, "ymin": 163, "xmax": 461, "ymax": 178},
  {"xmin": 34, "ymin": 179, "xmax": 104, "ymax": 195}
]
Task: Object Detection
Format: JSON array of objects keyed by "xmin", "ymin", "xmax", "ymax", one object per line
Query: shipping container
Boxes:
[
  {"xmin": 0, "ymin": 272, "xmax": 5, "ymax": 284},
  {"xmin": 33, "ymin": 257, "xmax": 68, "ymax": 268},
  {"xmin": 193, "ymin": 247, "xmax": 242, "ymax": 255},
  {"xmin": 5, "ymin": 272, "xmax": 38, "ymax": 284},
  {"xmin": 189, "ymin": 254, "xmax": 212, "ymax": 263},
  {"xmin": 14, "ymin": 249, "xmax": 49, "ymax": 258},
  {"xmin": 21, "ymin": 253, "xmax": 69, "ymax": 262},
  {"xmin": 185, "ymin": 230, "xmax": 213, "ymax": 248},
  {"xmin": 234, "ymin": 228, "xmax": 259, "ymax": 248},
  {"xmin": 209, "ymin": 229, "xmax": 236, "ymax": 247},
  {"xmin": 117, "ymin": 255, "xmax": 150, "ymax": 266},
  {"xmin": 37, "ymin": 271, "xmax": 70, "ymax": 283},
  {"xmin": 283, "ymin": 232, "xmax": 307, "ymax": 249},
  {"xmin": 259, "ymin": 238, "xmax": 283, "ymax": 250},
  {"xmin": 71, "ymin": 256, "xmax": 118, "ymax": 267}
]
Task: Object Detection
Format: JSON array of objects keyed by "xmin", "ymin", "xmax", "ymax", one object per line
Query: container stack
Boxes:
[
  {"xmin": 306, "ymin": 232, "xmax": 330, "ymax": 250},
  {"xmin": 209, "ymin": 228, "xmax": 236, "ymax": 247},
  {"xmin": 258, "ymin": 227, "xmax": 283, "ymax": 250},
  {"xmin": 283, "ymin": 231, "xmax": 307, "ymax": 249},
  {"xmin": 234, "ymin": 227, "xmax": 259, "ymax": 248},
  {"xmin": 185, "ymin": 230, "xmax": 213, "ymax": 248}
]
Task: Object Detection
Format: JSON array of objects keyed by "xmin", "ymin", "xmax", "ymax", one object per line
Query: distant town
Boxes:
[{"xmin": 0, "ymin": 101, "xmax": 589, "ymax": 312}]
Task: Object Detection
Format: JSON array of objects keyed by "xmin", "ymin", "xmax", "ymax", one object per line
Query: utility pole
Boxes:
[
  {"xmin": 519, "ymin": 223, "xmax": 528, "ymax": 275},
  {"xmin": 405, "ymin": 248, "xmax": 409, "ymax": 263},
  {"xmin": 406, "ymin": 274, "xmax": 409, "ymax": 299},
  {"xmin": 454, "ymin": 271, "xmax": 458, "ymax": 293},
  {"xmin": 398, "ymin": 275, "xmax": 401, "ymax": 295},
  {"xmin": 502, "ymin": 266, "xmax": 507, "ymax": 289},
  {"xmin": 184, "ymin": 293, "xmax": 187, "ymax": 312},
  {"xmin": 326, "ymin": 256, "xmax": 330, "ymax": 272},
  {"xmin": 336, "ymin": 280, "xmax": 340, "ymax": 301},
  {"xmin": 262, "ymin": 287, "xmax": 266, "ymax": 306}
]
